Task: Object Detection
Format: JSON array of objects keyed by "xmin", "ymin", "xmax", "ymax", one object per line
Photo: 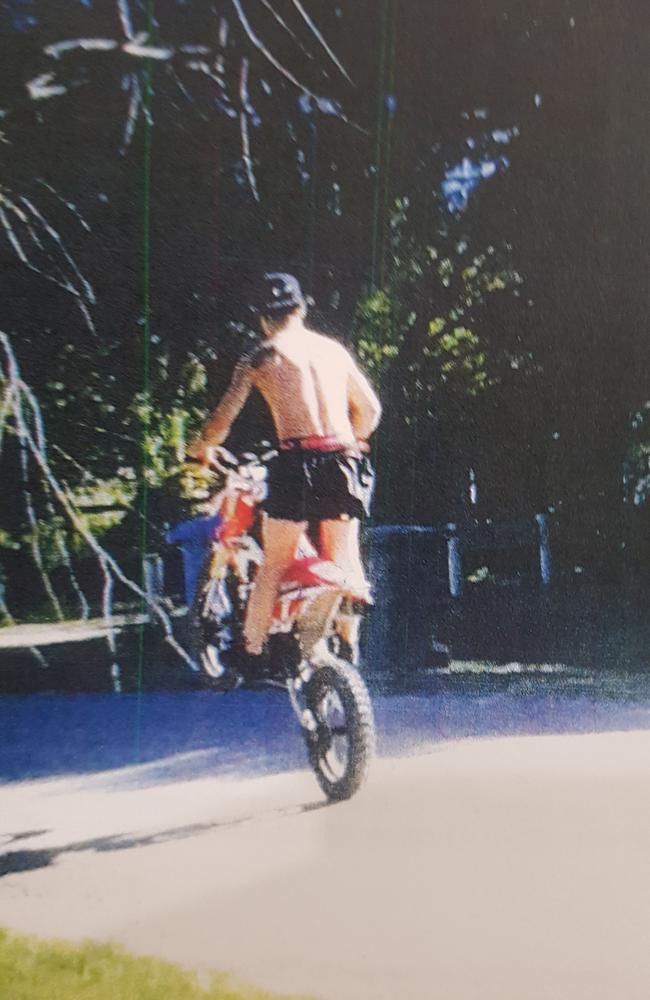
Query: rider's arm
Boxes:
[
  {"xmin": 347, "ymin": 355, "xmax": 382, "ymax": 443},
  {"xmin": 188, "ymin": 359, "xmax": 254, "ymax": 460}
]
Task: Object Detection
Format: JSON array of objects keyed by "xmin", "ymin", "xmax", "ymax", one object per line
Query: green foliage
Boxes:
[
  {"xmin": 352, "ymin": 199, "xmax": 535, "ymax": 521},
  {"xmin": 0, "ymin": 929, "xmax": 313, "ymax": 1000},
  {"xmin": 427, "ymin": 325, "xmax": 488, "ymax": 397},
  {"xmin": 624, "ymin": 403, "xmax": 650, "ymax": 506},
  {"xmin": 0, "ymin": 342, "xmax": 211, "ymax": 612},
  {"xmin": 355, "ymin": 289, "xmax": 401, "ymax": 377},
  {"xmin": 130, "ymin": 354, "xmax": 209, "ymax": 489},
  {"xmin": 354, "ymin": 199, "xmax": 525, "ymax": 405},
  {"xmin": 0, "ymin": 529, "xmax": 20, "ymax": 552},
  {"xmin": 24, "ymin": 514, "xmax": 70, "ymax": 571}
]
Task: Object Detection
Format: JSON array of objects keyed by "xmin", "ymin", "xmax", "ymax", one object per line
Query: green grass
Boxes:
[{"xmin": 0, "ymin": 929, "xmax": 312, "ymax": 1000}]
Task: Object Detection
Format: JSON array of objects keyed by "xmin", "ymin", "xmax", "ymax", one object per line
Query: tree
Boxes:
[
  {"xmin": 0, "ymin": 0, "xmax": 363, "ymax": 622},
  {"xmin": 353, "ymin": 197, "xmax": 536, "ymax": 522}
]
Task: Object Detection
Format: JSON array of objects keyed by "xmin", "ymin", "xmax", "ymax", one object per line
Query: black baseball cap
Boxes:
[{"xmin": 250, "ymin": 272, "xmax": 305, "ymax": 316}]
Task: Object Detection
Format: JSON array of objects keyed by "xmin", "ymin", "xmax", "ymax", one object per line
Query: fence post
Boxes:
[
  {"xmin": 446, "ymin": 523, "xmax": 463, "ymax": 598},
  {"xmin": 535, "ymin": 513, "xmax": 552, "ymax": 586},
  {"xmin": 143, "ymin": 553, "xmax": 165, "ymax": 608}
]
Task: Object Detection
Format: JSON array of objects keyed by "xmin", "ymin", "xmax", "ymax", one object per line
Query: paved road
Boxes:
[
  {"xmin": 3, "ymin": 667, "xmax": 650, "ymax": 999},
  {"xmin": 4, "ymin": 664, "xmax": 650, "ymax": 784}
]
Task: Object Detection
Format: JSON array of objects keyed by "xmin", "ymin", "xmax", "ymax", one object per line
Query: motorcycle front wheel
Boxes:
[{"xmin": 305, "ymin": 657, "xmax": 376, "ymax": 801}]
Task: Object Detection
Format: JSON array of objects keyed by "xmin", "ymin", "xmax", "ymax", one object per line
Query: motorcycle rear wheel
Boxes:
[{"xmin": 305, "ymin": 657, "xmax": 375, "ymax": 801}]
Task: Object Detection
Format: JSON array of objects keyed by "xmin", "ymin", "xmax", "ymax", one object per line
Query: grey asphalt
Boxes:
[{"xmin": 4, "ymin": 665, "xmax": 650, "ymax": 1000}]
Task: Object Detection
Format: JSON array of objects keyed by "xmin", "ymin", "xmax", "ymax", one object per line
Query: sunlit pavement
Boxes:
[{"xmin": 3, "ymin": 669, "xmax": 650, "ymax": 999}]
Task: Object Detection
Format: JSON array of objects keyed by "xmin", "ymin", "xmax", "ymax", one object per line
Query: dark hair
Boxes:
[{"xmin": 259, "ymin": 303, "xmax": 303, "ymax": 323}]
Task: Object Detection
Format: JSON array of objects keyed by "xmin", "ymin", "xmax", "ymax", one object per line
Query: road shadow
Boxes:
[
  {"xmin": 0, "ymin": 799, "xmax": 327, "ymax": 878},
  {"xmin": 0, "ymin": 688, "xmax": 307, "ymax": 784},
  {"xmin": 0, "ymin": 829, "xmax": 50, "ymax": 845},
  {"xmin": 4, "ymin": 672, "xmax": 650, "ymax": 788}
]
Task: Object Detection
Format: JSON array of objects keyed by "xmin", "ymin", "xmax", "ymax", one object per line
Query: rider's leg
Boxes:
[
  {"xmin": 319, "ymin": 517, "xmax": 368, "ymax": 657},
  {"xmin": 243, "ymin": 515, "xmax": 306, "ymax": 655},
  {"xmin": 319, "ymin": 517, "xmax": 369, "ymax": 599}
]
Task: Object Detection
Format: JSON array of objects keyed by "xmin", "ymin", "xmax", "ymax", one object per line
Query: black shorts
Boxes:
[{"xmin": 263, "ymin": 449, "xmax": 375, "ymax": 523}]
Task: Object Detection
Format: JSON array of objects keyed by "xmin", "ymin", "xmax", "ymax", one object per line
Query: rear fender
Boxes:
[{"xmin": 281, "ymin": 556, "xmax": 346, "ymax": 593}]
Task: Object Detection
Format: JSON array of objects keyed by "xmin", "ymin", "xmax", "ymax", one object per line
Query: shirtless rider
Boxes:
[{"xmin": 189, "ymin": 273, "xmax": 382, "ymax": 659}]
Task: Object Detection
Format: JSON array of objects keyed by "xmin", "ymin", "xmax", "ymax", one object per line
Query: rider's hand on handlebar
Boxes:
[
  {"xmin": 186, "ymin": 438, "xmax": 212, "ymax": 466},
  {"xmin": 186, "ymin": 441, "xmax": 240, "ymax": 473}
]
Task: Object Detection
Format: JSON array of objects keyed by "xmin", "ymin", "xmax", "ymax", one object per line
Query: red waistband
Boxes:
[{"xmin": 280, "ymin": 434, "xmax": 356, "ymax": 453}]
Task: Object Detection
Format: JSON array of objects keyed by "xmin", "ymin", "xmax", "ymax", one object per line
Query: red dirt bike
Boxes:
[{"xmin": 171, "ymin": 445, "xmax": 376, "ymax": 801}]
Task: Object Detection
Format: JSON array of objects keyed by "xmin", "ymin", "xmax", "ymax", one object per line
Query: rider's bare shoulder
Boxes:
[
  {"xmin": 308, "ymin": 329, "xmax": 351, "ymax": 362},
  {"xmin": 243, "ymin": 342, "xmax": 274, "ymax": 373}
]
